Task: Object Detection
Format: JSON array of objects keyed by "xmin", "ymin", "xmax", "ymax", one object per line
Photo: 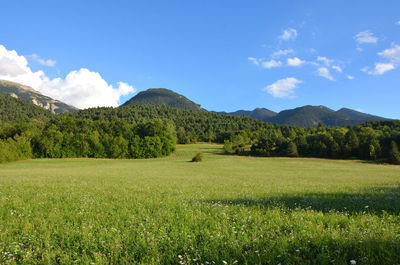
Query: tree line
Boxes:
[
  {"xmin": 72, "ymin": 105, "xmax": 400, "ymax": 164},
  {"xmin": 223, "ymin": 121, "xmax": 400, "ymax": 164},
  {"xmin": 70, "ymin": 105, "xmax": 275, "ymax": 143},
  {"xmin": 1, "ymin": 102, "xmax": 399, "ymax": 164},
  {"xmin": 0, "ymin": 116, "xmax": 175, "ymax": 163}
]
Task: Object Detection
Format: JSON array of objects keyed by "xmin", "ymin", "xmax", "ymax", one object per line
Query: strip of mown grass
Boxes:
[{"xmin": 0, "ymin": 144, "xmax": 399, "ymax": 264}]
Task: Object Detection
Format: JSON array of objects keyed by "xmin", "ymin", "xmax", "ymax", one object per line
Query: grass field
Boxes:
[{"xmin": 0, "ymin": 144, "xmax": 399, "ymax": 264}]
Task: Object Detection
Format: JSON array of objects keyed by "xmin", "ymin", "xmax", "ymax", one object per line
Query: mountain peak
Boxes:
[
  {"xmin": 337, "ymin": 107, "xmax": 388, "ymax": 121},
  {"xmin": 122, "ymin": 88, "xmax": 203, "ymax": 111},
  {"xmin": 229, "ymin": 108, "xmax": 277, "ymax": 121}
]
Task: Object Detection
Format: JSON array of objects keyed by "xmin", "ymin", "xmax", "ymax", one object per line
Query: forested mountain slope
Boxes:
[
  {"xmin": 122, "ymin": 88, "xmax": 203, "ymax": 111},
  {"xmin": 0, "ymin": 94, "xmax": 53, "ymax": 122}
]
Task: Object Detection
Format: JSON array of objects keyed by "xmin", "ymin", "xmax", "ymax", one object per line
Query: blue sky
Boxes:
[{"xmin": 0, "ymin": 1, "xmax": 399, "ymax": 118}]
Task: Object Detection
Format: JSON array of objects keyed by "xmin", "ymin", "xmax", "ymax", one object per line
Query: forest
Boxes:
[
  {"xmin": 0, "ymin": 115, "xmax": 176, "ymax": 163},
  {"xmin": 223, "ymin": 121, "xmax": 400, "ymax": 164},
  {"xmin": 1, "ymin": 101, "xmax": 399, "ymax": 164},
  {"xmin": 71, "ymin": 105, "xmax": 400, "ymax": 164}
]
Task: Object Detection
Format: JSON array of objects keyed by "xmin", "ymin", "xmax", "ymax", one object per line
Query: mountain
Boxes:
[
  {"xmin": 268, "ymin": 105, "xmax": 355, "ymax": 127},
  {"xmin": 227, "ymin": 105, "xmax": 390, "ymax": 127},
  {"xmin": 229, "ymin": 108, "xmax": 277, "ymax": 121},
  {"xmin": 120, "ymin": 88, "xmax": 391, "ymax": 126},
  {"xmin": 122, "ymin": 88, "xmax": 203, "ymax": 111},
  {"xmin": 337, "ymin": 107, "xmax": 389, "ymax": 122},
  {"xmin": 0, "ymin": 81, "xmax": 392, "ymax": 127},
  {"xmin": 0, "ymin": 94, "xmax": 53, "ymax": 122},
  {"xmin": 0, "ymin": 80, "xmax": 78, "ymax": 114}
]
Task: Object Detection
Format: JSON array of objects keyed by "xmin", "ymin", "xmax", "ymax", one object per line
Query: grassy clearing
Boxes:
[{"xmin": 0, "ymin": 144, "xmax": 399, "ymax": 264}]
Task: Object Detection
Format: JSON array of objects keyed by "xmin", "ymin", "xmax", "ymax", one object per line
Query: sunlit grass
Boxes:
[{"xmin": 0, "ymin": 144, "xmax": 399, "ymax": 264}]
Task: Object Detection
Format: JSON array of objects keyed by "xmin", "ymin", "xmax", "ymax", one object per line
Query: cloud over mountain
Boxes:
[
  {"xmin": 0, "ymin": 44, "xmax": 135, "ymax": 109},
  {"xmin": 263, "ymin": 77, "xmax": 302, "ymax": 98}
]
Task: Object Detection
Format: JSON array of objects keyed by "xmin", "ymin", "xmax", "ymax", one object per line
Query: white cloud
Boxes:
[
  {"xmin": 39, "ymin": 69, "xmax": 136, "ymax": 109},
  {"xmin": 271, "ymin": 48, "xmax": 294, "ymax": 58},
  {"xmin": 0, "ymin": 44, "xmax": 135, "ymax": 109},
  {"xmin": 317, "ymin": 67, "xmax": 335, "ymax": 81},
  {"xmin": 378, "ymin": 43, "xmax": 400, "ymax": 63},
  {"xmin": 261, "ymin": 59, "xmax": 282, "ymax": 69},
  {"xmin": 248, "ymin": 57, "xmax": 260, "ymax": 66},
  {"xmin": 38, "ymin": 59, "xmax": 56, "ymax": 67},
  {"xmin": 317, "ymin": 56, "xmax": 334, "ymax": 67},
  {"xmin": 263, "ymin": 77, "xmax": 302, "ymax": 98},
  {"xmin": 248, "ymin": 57, "xmax": 282, "ymax": 69},
  {"xmin": 0, "ymin": 45, "xmax": 45, "ymax": 88},
  {"xmin": 278, "ymin": 28, "xmax": 297, "ymax": 41},
  {"xmin": 364, "ymin": 43, "xmax": 400, "ymax": 75},
  {"xmin": 307, "ymin": 61, "xmax": 319, "ymax": 67},
  {"xmin": 332, "ymin": 65, "xmax": 343, "ymax": 72},
  {"xmin": 346, "ymin": 75, "xmax": 354, "ymax": 80},
  {"xmin": 354, "ymin": 30, "xmax": 378, "ymax": 44},
  {"xmin": 368, "ymin": 63, "xmax": 395, "ymax": 75},
  {"xmin": 28, "ymin": 53, "xmax": 56, "ymax": 67},
  {"xmin": 397, "ymin": 21, "xmax": 400, "ymax": 26},
  {"xmin": 287, "ymin": 57, "xmax": 305, "ymax": 67}
]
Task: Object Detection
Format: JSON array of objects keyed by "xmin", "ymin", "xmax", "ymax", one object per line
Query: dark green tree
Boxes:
[
  {"xmin": 389, "ymin": 141, "xmax": 400, "ymax": 164},
  {"xmin": 284, "ymin": 142, "xmax": 299, "ymax": 157},
  {"xmin": 345, "ymin": 129, "xmax": 359, "ymax": 157}
]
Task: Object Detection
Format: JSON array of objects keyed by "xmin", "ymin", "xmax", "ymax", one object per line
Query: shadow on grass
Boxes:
[
  {"xmin": 204, "ymin": 186, "xmax": 400, "ymax": 215},
  {"xmin": 361, "ymin": 159, "xmax": 400, "ymax": 166}
]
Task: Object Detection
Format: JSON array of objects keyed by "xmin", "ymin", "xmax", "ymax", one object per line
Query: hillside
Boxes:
[
  {"xmin": 268, "ymin": 105, "xmax": 356, "ymax": 127},
  {"xmin": 122, "ymin": 88, "xmax": 203, "ymax": 111},
  {"xmin": 230, "ymin": 105, "xmax": 390, "ymax": 127},
  {"xmin": 229, "ymin": 108, "xmax": 277, "ymax": 121},
  {"xmin": 0, "ymin": 94, "xmax": 53, "ymax": 122},
  {"xmin": 122, "ymin": 88, "xmax": 389, "ymax": 127},
  {"xmin": 337, "ymin": 107, "xmax": 389, "ymax": 122},
  {"xmin": 0, "ymin": 80, "xmax": 78, "ymax": 114},
  {"xmin": 1, "ymin": 81, "xmax": 390, "ymax": 127}
]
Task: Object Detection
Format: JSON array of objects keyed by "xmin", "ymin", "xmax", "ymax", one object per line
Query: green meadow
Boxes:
[{"xmin": 0, "ymin": 144, "xmax": 399, "ymax": 264}]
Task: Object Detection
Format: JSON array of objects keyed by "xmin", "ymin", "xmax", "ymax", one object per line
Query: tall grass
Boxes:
[{"xmin": 0, "ymin": 144, "xmax": 399, "ymax": 264}]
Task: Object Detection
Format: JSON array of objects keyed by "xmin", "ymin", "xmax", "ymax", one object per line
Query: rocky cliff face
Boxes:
[{"xmin": 0, "ymin": 80, "xmax": 78, "ymax": 114}]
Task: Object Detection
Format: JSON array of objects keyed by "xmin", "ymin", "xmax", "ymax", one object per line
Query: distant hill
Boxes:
[
  {"xmin": 122, "ymin": 88, "xmax": 203, "ymax": 111},
  {"xmin": 268, "ymin": 105, "xmax": 355, "ymax": 127},
  {"xmin": 0, "ymin": 94, "xmax": 53, "ymax": 122},
  {"xmin": 337, "ymin": 108, "xmax": 389, "ymax": 122},
  {"xmin": 122, "ymin": 88, "xmax": 391, "ymax": 127},
  {"xmin": 227, "ymin": 105, "xmax": 390, "ymax": 127},
  {"xmin": 229, "ymin": 108, "xmax": 277, "ymax": 121},
  {"xmin": 0, "ymin": 80, "xmax": 78, "ymax": 114}
]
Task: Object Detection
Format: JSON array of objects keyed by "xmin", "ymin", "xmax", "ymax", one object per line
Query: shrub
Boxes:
[{"xmin": 191, "ymin": 152, "xmax": 203, "ymax": 162}]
